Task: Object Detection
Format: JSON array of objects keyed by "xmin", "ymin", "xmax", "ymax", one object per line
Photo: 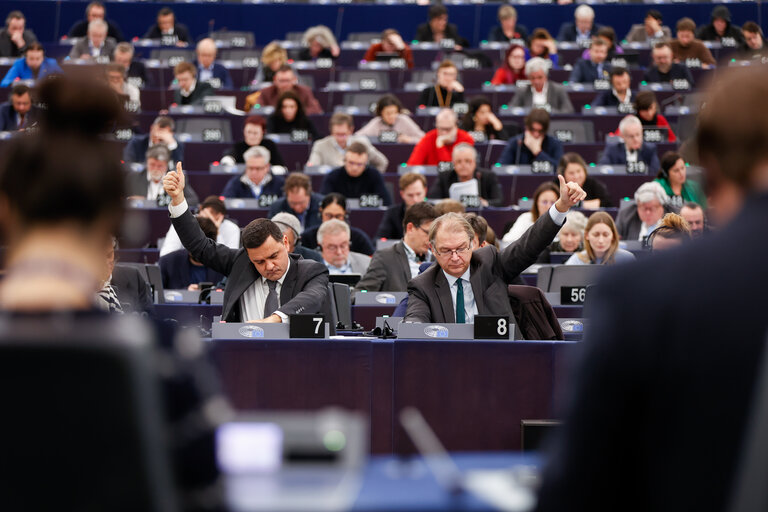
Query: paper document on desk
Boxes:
[
  {"xmin": 449, "ymin": 179, "xmax": 479, "ymax": 202},
  {"xmin": 464, "ymin": 468, "xmax": 537, "ymax": 512}
]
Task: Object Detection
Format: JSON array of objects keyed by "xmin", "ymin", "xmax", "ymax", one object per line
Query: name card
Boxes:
[
  {"xmin": 626, "ymin": 161, "xmax": 647, "ymax": 174},
  {"xmin": 532, "ymin": 161, "xmax": 553, "ymax": 174},
  {"xmin": 359, "ymin": 194, "xmax": 383, "ymax": 208},
  {"xmin": 204, "ymin": 100, "xmax": 223, "ymax": 113},
  {"xmin": 474, "ymin": 315, "xmax": 511, "ymax": 339},
  {"xmin": 206, "ymin": 77, "xmax": 222, "ymax": 89},
  {"xmin": 593, "ymin": 79, "xmax": 610, "ymax": 90},
  {"xmin": 202, "ymin": 128, "xmax": 223, "ymax": 142},
  {"xmin": 115, "ymin": 128, "xmax": 133, "ymax": 141},
  {"xmin": 561, "ymin": 286, "xmax": 587, "ymax": 305},
  {"xmin": 167, "ymin": 55, "xmax": 185, "ymax": 67},
  {"xmin": 127, "ymin": 77, "xmax": 144, "ymax": 89},
  {"xmin": 289, "ymin": 314, "xmax": 326, "ymax": 338},
  {"xmin": 316, "ymin": 58, "xmax": 333, "ymax": 69},
  {"xmin": 643, "ymin": 128, "xmax": 664, "ymax": 143},
  {"xmin": 290, "ymin": 130, "xmax": 309, "ymax": 142},
  {"xmin": 554, "ymin": 129, "xmax": 573, "ymax": 143},
  {"xmin": 231, "ymin": 36, "xmax": 247, "ymax": 47},
  {"xmin": 359, "ymin": 78, "xmax": 377, "ymax": 90},
  {"xmin": 672, "ymin": 79, "xmax": 690, "ymax": 90},
  {"xmin": 379, "ymin": 130, "xmax": 398, "ymax": 143},
  {"xmin": 685, "ymin": 58, "xmax": 702, "ymax": 68},
  {"xmin": 452, "ymin": 102, "xmax": 469, "ymax": 115},
  {"xmin": 242, "ymin": 57, "xmax": 260, "ymax": 68},
  {"xmin": 389, "ymin": 58, "xmax": 406, "ymax": 69},
  {"xmin": 617, "ymin": 103, "xmax": 635, "ymax": 114},
  {"xmin": 439, "ymin": 38, "xmax": 455, "ymax": 49},
  {"xmin": 161, "ymin": 35, "xmax": 179, "ymax": 47},
  {"xmin": 368, "ymin": 101, "xmax": 378, "ymax": 114},
  {"xmin": 610, "ymin": 58, "xmax": 628, "ymax": 69},
  {"xmin": 258, "ymin": 194, "xmax": 278, "ymax": 207},
  {"xmin": 721, "ymin": 37, "xmax": 737, "ymax": 48},
  {"xmin": 438, "ymin": 161, "xmax": 454, "ymax": 173},
  {"xmin": 125, "ymin": 101, "xmax": 140, "ymax": 113},
  {"xmin": 462, "ymin": 58, "xmax": 480, "ymax": 69},
  {"xmin": 460, "ymin": 195, "xmax": 481, "ymax": 208},
  {"xmin": 469, "ymin": 130, "xmax": 487, "ymax": 143}
]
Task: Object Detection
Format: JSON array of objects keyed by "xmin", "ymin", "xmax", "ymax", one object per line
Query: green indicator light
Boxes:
[
  {"xmin": 522, "ymin": 196, "xmax": 529, "ymax": 200},
  {"xmin": 400, "ymin": 163, "xmax": 407, "ymax": 167},
  {"xmin": 494, "ymin": 163, "xmax": 501, "ymax": 167},
  {"xmin": 584, "ymin": 104, "xmax": 591, "ymax": 109},
  {"xmin": 563, "ymin": 81, "xmax": 569, "ymax": 85},
  {"xmin": 323, "ymin": 430, "xmax": 346, "ymax": 452},
  {"xmin": 623, "ymin": 197, "xmax": 631, "ymax": 201},
  {"xmin": 641, "ymin": 81, "xmax": 647, "ymax": 85},
  {"xmin": 501, "ymin": 104, "xmax": 508, "ymax": 109},
  {"xmin": 731, "ymin": 58, "xmax": 736, "ymax": 62},
  {"xmin": 484, "ymin": 81, "xmax": 491, "ymax": 85},
  {"xmin": 589, "ymin": 163, "xmax": 596, "ymax": 167}
]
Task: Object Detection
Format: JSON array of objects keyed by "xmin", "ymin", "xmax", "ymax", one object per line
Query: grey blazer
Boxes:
[
  {"xmin": 624, "ymin": 24, "xmax": 672, "ymax": 43},
  {"xmin": 405, "ymin": 212, "xmax": 561, "ymax": 323},
  {"xmin": 172, "ymin": 209, "xmax": 329, "ymax": 322},
  {"xmin": 510, "ymin": 82, "xmax": 574, "ymax": 114},
  {"xmin": 356, "ymin": 241, "xmax": 412, "ymax": 292},
  {"xmin": 347, "ymin": 251, "xmax": 371, "ymax": 275},
  {"xmin": 68, "ymin": 37, "xmax": 117, "ymax": 60},
  {"xmin": 308, "ymin": 135, "xmax": 389, "ymax": 172}
]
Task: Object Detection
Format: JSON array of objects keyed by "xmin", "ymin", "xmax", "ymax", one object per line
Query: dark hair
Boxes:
[
  {"xmin": 275, "ymin": 64, "xmax": 294, "ymax": 75},
  {"xmin": 634, "ymin": 90, "xmax": 657, "ymax": 112},
  {"xmin": 525, "ymin": 108, "xmax": 551, "ymax": 132},
  {"xmin": 676, "ymin": 17, "xmax": 696, "ymax": 33},
  {"xmin": 320, "ymin": 192, "xmax": 347, "ymax": 211},
  {"xmin": 275, "ymin": 90, "xmax": 307, "ymax": 121},
  {"xmin": 399, "ymin": 172, "xmax": 427, "ymax": 191},
  {"xmin": 283, "ymin": 172, "xmax": 311, "ymax": 194},
  {"xmin": 375, "ymin": 94, "xmax": 403, "ymax": 117},
  {"xmin": 5, "ymin": 11, "xmax": 24, "ymax": 27},
  {"xmin": 609, "ymin": 66, "xmax": 629, "ymax": 80},
  {"xmin": 646, "ymin": 9, "xmax": 663, "ymax": 22},
  {"xmin": 743, "ymin": 21, "xmax": 762, "ymax": 35},
  {"xmin": 461, "ymin": 96, "xmax": 492, "ymax": 130},
  {"xmin": 658, "ymin": 151, "xmax": 683, "ymax": 179},
  {"xmin": 244, "ymin": 115, "xmax": 266, "ymax": 130},
  {"xmin": 346, "ymin": 141, "xmax": 368, "ymax": 156},
  {"xmin": 86, "ymin": 2, "xmax": 105, "ymax": 15},
  {"xmin": 174, "ymin": 61, "xmax": 196, "ymax": 77},
  {"xmin": 557, "ymin": 152, "xmax": 588, "ymax": 176},
  {"xmin": 200, "ymin": 195, "xmax": 227, "ymax": 216},
  {"xmin": 428, "ymin": 4, "xmax": 448, "ymax": 20},
  {"xmin": 330, "ymin": 112, "xmax": 354, "ymax": 129},
  {"xmin": 654, "ymin": 41, "xmax": 672, "ymax": 52},
  {"xmin": 596, "ymin": 26, "xmax": 616, "ymax": 45},
  {"xmin": 25, "ymin": 42, "xmax": 44, "ymax": 55},
  {"xmin": 241, "ymin": 218, "xmax": 283, "ymax": 249},
  {"xmin": 531, "ymin": 181, "xmax": 560, "ymax": 221},
  {"xmin": 197, "ymin": 215, "xmax": 218, "ymax": 241},
  {"xmin": 146, "ymin": 144, "xmax": 170, "ymax": 162},
  {"xmin": 403, "ymin": 201, "xmax": 437, "ymax": 231},
  {"xmin": 463, "ymin": 213, "xmax": 488, "ymax": 243},
  {"xmin": 157, "ymin": 7, "xmax": 174, "ymax": 17},
  {"xmin": 152, "ymin": 115, "xmax": 175, "ymax": 131},
  {"xmin": 10, "ymin": 83, "xmax": 30, "ymax": 97}
]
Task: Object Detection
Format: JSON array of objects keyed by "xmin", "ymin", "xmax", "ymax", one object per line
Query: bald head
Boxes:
[{"xmin": 196, "ymin": 38, "xmax": 217, "ymax": 68}]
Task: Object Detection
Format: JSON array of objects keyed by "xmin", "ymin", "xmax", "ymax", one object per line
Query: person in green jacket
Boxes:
[{"xmin": 654, "ymin": 151, "xmax": 707, "ymax": 209}]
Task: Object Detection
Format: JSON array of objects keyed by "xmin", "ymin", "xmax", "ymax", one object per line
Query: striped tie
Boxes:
[{"xmin": 98, "ymin": 283, "xmax": 124, "ymax": 314}]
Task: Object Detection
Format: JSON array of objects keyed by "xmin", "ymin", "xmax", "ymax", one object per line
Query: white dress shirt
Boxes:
[
  {"xmin": 443, "ymin": 268, "xmax": 478, "ymax": 324},
  {"xmin": 532, "ymin": 83, "xmax": 548, "ymax": 107},
  {"xmin": 402, "ymin": 241, "xmax": 423, "ymax": 279},
  {"xmin": 146, "ymin": 177, "xmax": 164, "ymax": 200},
  {"xmin": 160, "ymin": 218, "xmax": 241, "ymax": 257}
]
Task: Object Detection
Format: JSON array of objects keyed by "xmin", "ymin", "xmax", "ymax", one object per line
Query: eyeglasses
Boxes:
[
  {"xmin": 433, "ymin": 245, "xmax": 471, "ymax": 258},
  {"xmin": 323, "ymin": 242, "xmax": 350, "ymax": 253},
  {"xmin": 418, "ymin": 226, "xmax": 430, "ymax": 235}
]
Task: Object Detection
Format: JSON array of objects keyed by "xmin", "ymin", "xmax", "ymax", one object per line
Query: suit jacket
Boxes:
[
  {"xmin": 598, "ymin": 142, "xmax": 660, "ymax": 175},
  {"xmin": 268, "ymin": 193, "xmax": 324, "ymax": 231},
  {"xmin": 172, "ymin": 208, "xmax": 329, "ymax": 322},
  {"xmin": 294, "ymin": 245, "xmax": 323, "ymax": 263},
  {"xmin": 143, "ymin": 23, "xmax": 191, "ymax": 43},
  {"xmin": 111, "ymin": 264, "xmax": 154, "ymax": 314},
  {"xmin": 510, "ymin": 83, "xmax": 575, "ymax": 113},
  {"xmin": 346, "ymin": 252, "xmax": 371, "ymax": 275},
  {"xmin": 308, "ymin": 135, "xmax": 389, "ymax": 173},
  {"xmin": 123, "ymin": 134, "xmax": 185, "ymax": 164},
  {"xmin": 624, "ymin": 24, "xmax": 672, "ymax": 43},
  {"xmin": 642, "ymin": 64, "xmax": 695, "ymax": 86},
  {"xmin": 405, "ymin": 211, "xmax": 561, "ymax": 322},
  {"xmin": 498, "ymin": 134, "xmax": 564, "ymax": 167},
  {"xmin": 569, "ymin": 59, "xmax": 612, "ymax": 83},
  {"xmin": 159, "ymin": 249, "xmax": 225, "ymax": 289},
  {"xmin": 221, "ymin": 174, "xmax": 285, "ymax": 199},
  {"xmin": 0, "ymin": 102, "xmax": 37, "ymax": 131},
  {"xmin": 319, "ymin": 165, "xmax": 393, "ymax": 206},
  {"xmin": 68, "ymin": 19, "xmax": 124, "ymax": 42},
  {"xmin": 536, "ymin": 192, "xmax": 768, "ymax": 512},
  {"xmin": 0, "ymin": 29, "xmax": 37, "ymax": 58},
  {"xmin": 356, "ymin": 241, "xmax": 413, "ymax": 292},
  {"xmin": 376, "ymin": 203, "xmax": 406, "ymax": 240},
  {"xmin": 126, "ymin": 169, "xmax": 199, "ymax": 207},
  {"xmin": 195, "ymin": 61, "xmax": 234, "ymax": 90},
  {"xmin": 427, "ymin": 168, "xmax": 503, "ymax": 206},
  {"xmin": 173, "ymin": 81, "xmax": 215, "ymax": 106},
  {"xmin": 413, "ymin": 22, "xmax": 469, "ymax": 47},
  {"xmin": 68, "ymin": 37, "xmax": 117, "ymax": 60},
  {"xmin": 615, "ymin": 201, "xmax": 676, "ymax": 240},
  {"xmin": 557, "ymin": 22, "xmax": 601, "ymax": 42}
]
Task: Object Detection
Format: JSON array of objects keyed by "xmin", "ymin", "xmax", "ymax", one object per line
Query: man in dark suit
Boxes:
[
  {"xmin": 358, "ymin": 202, "xmax": 437, "ymax": 292},
  {"xmin": 498, "ymin": 109, "xmax": 563, "ymax": 167},
  {"xmin": 159, "ymin": 216, "xmax": 225, "ymax": 290},
  {"xmin": 172, "ymin": 62, "xmax": 215, "ymax": 107},
  {"xmin": 319, "ymin": 142, "xmax": 392, "ymax": 205},
  {"xmin": 413, "ymin": 3, "xmax": 469, "ymax": 48},
  {"xmin": 569, "ymin": 38, "xmax": 611, "ymax": 83},
  {"xmin": 615, "ymin": 181, "xmax": 674, "ymax": 240},
  {"xmin": 126, "ymin": 145, "xmax": 198, "ymax": 207},
  {"xmin": 67, "ymin": 19, "xmax": 116, "ymax": 62},
  {"xmin": 123, "ymin": 116, "xmax": 184, "ymax": 165},
  {"xmin": 195, "ymin": 38, "xmax": 233, "ymax": 90},
  {"xmin": 428, "ymin": 143, "xmax": 503, "ymax": 207},
  {"xmin": 536, "ymin": 65, "xmax": 768, "ymax": 512},
  {"xmin": 599, "ymin": 115, "xmax": 661, "ymax": 174},
  {"xmin": 113, "ymin": 42, "xmax": 149, "ymax": 88},
  {"xmin": 405, "ymin": 175, "xmax": 585, "ymax": 323},
  {"xmin": 0, "ymin": 84, "xmax": 35, "ymax": 132},
  {"xmin": 143, "ymin": 7, "xmax": 191, "ymax": 46},
  {"xmin": 67, "ymin": 1, "xmax": 124, "ymax": 42},
  {"xmin": 376, "ymin": 173, "xmax": 428, "ymax": 240},
  {"xmin": 105, "ymin": 238, "xmax": 154, "ymax": 315},
  {"xmin": 557, "ymin": 4, "xmax": 601, "ymax": 44},
  {"xmin": 163, "ymin": 162, "xmax": 329, "ymax": 323},
  {"xmin": 268, "ymin": 172, "xmax": 324, "ymax": 231},
  {"xmin": 592, "ymin": 67, "xmax": 633, "ymax": 109},
  {"xmin": 0, "ymin": 11, "xmax": 37, "ymax": 58}
]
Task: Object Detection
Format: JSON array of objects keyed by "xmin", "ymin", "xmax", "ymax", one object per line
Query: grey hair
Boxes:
[
  {"xmin": 618, "ymin": 114, "xmax": 642, "ymax": 133},
  {"xmin": 575, "ymin": 4, "xmax": 595, "ymax": 20},
  {"xmin": 428, "ymin": 212, "xmax": 474, "ymax": 248},
  {"xmin": 146, "ymin": 144, "xmax": 170, "ymax": 162},
  {"xmin": 317, "ymin": 218, "xmax": 350, "ymax": 245},
  {"xmin": 560, "ymin": 211, "xmax": 588, "ymax": 236},
  {"xmin": 271, "ymin": 212, "xmax": 301, "ymax": 239},
  {"xmin": 88, "ymin": 18, "xmax": 108, "ymax": 33},
  {"xmin": 634, "ymin": 181, "xmax": 668, "ymax": 205},
  {"xmin": 452, "ymin": 142, "xmax": 477, "ymax": 160},
  {"xmin": 525, "ymin": 57, "xmax": 550, "ymax": 76},
  {"xmin": 435, "ymin": 108, "xmax": 457, "ymax": 125},
  {"xmin": 301, "ymin": 25, "xmax": 338, "ymax": 49},
  {"xmin": 243, "ymin": 145, "xmax": 271, "ymax": 163},
  {"xmin": 196, "ymin": 37, "xmax": 217, "ymax": 54}
]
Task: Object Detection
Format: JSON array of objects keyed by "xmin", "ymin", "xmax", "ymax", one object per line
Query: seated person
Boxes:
[
  {"xmin": 301, "ymin": 193, "xmax": 375, "ymax": 256},
  {"xmin": 501, "ymin": 181, "xmax": 559, "ymax": 245},
  {"xmin": 740, "ymin": 22, "xmax": 768, "ymax": 59},
  {"xmin": 648, "ymin": 212, "xmax": 692, "ymax": 251},
  {"xmin": 319, "ymin": 142, "xmax": 392, "ymax": 205},
  {"xmin": 407, "ymin": 108, "xmax": 474, "ymax": 166},
  {"xmin": 221, "ymin": 146, "xmax": 285, "ymax": 200},
  {"xmin": 569, "ymin": 38, "xmax": 611, "ymax": 83},
  {"xmin": 113, "ymin": 42, "xmax": 148, "ymax": 88},
  {"xmin": 643, "ymin": 42, "xmax": 695, "ymax": 86},
  {"xmin": 68, "ymin": 19, "xmax": 115, "ymax": 61},
  {"xmin": 195, "ymin": 38, "xmax": 233, "ymax": 90},
  {"xmin": 427, "ymin": 143, "xmax": 503, "ymax": 207},
  {"xmin": 680, "ymin": 202, "xmax": 706, "ymax": 238},
  {"xmin": 143, "ymin": 7, "xmax": 190, "ymax": 46},
  {"xmin": 358, "ymin": 202, "xmax": 438, "ymax": 292},
  {"xmin": 220, "ymin": 115, "xmax": 285, "ymax": 166},
  {"xmin": 625, "ymin": 10, "xmax": 672, "ymax": 43},
  {"xmin": 123, "ymin": 116, "xmax": 184, "ymax": 165},
  {"xmin": 108, "ymin": 241, "xmax": 154, "ymax": 315},
  {"xmin": 245, "ymin": 64, "xmax": 323, "ymax": 114},
  {"xmin": 268, "ymin": 172, "xmax": 324, "ymax": 231},
  {"xmin": 583, "ymin": 26, "xmax": 625, "ymax": 60},
  {"xmin": 1, "ymin": 43, "xmax": 61, "ymax": 88},
  {"xmin": 0, "ymin": 83, "xmax": 36, "ymax": 131},
  {"xmin": 615, "ymin": 181, "xmax": 672, "ymax": 240},
  {"xmin": 163, "ymin": 164, "xmax": 330, "ymax": 323},
  {"xmin": 404, "ymin": 176, "xmax": 586, "ymax": 323},
  {"xmin": 160, "ymin": 215, "xmax": 225, "ymax": 290},
  {"xmin": 364, "ymin": 29, "xmax": 414, "ymax": 69},
  {"xmin": 671, "ymin": 18, "xmax": 716, "ymax": 69},
  {"xmin": 414, "ymin": 4, "xmax": 469, "ymax": 48},
  {"xmin": 558, "ymin": 5, "xmax": 601, "ymax": 45},
  {"xmin": 271, "ymin": 212, "xmax": 323, "ymax": 263},
  {"xmin": 161, "ymin": 195, "xmax": 240, "ymax": 257},
  {"xmin": 355, "ymin": 94, "xmax": 424, "ymax": 144},
  {"xmin": 487, "ymin": 5, "xmax": 529, "ymax": 43},
  {"xmin": 510, "ymin": 58, "xmax": 574, "ymax": 113},
  {"xmin": 696, "ymin": 5, "xmax": 744, "ymax": 47},
  {"xmin": 376, "ymin": 172, "xmax": 428, "ymax": 240},
  {"xmin": 491, "ymin": 44, "xmax": 527, "ymax": 85},
  {"xmin": 498, "ymin": 108, "xmax": 563, "ymax": 166},
  {"xmin": 0, "ymin": 11, "xmax": 37, "ymax": 58},
  {"xmin": 172, "ymin": 62, "xmax": 214, "ymax": 106},
  {"xmin": 68, "ymin": 2, "xmax": 124, "ymax": 42},
  {"xmin": 557, "ymin": 152, "xmax": 613, "ymax": 208},
  {"xmin": 254, "ymin": 42, "xmax": 288, "ymax": 84},
  {"xmin": 105, "ymin": 63, "xmax": 140, "ymax": 108},
  {"xmin": 126, "ymin": 145, "xmax": 198, "ymax": 206},
  {"xmin": 654, "ymin": 151, "xmax": 706, "ymax": 209},
  {"xmin": 598, "ymin": 115, "xmax": 661, "ymax": 174},
  {"xmin": 634, "ymin": 90, "xmax": 676, "ymax": 142},
  {"xmin": 299, "ymin": 25, "xmax": 339, "ymax": 61},
  {"xmin": 566, "ymin": 211, "xmax": 635, "ymax": 265},
  {"xmin": 592, "ymin": 67, "xmax": 632, "ymax": 109},
  {"xmin": 526, "ymin": 28, "xmax": 558, "ymax": 68},
  {"xmin": 316, "ymin": 219, "xmax": 370, "ymax": 275},
  {"xmin": 536, "ymin": 211, "xmax": 588, "ymax": 262},
  {"xmin": 266, "ymin": 90, "xmax": 319, "ymax": 140},
  {"xmin": 419, "ymin": 60, "xmax": 465, "ymax": 108},
  {"xmin": 459, "ymin": 96, "xmax": 508, "ymax": 141},
  {"xmin": 307, "ymin": 113, "xmax": 388, "ymax": 172}
]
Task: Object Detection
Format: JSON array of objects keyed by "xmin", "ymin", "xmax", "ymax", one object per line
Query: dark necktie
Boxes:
[
  {"xmin": 455, "ymin": 279, "xmax": 465, "ymax": 324},
  {"xmin": 17, "ymin": 114, "xmax": 25, "ymax": 130},
  {"xmin": 263, "ymin": 279, "xmax": 279, "ymax": 318}
]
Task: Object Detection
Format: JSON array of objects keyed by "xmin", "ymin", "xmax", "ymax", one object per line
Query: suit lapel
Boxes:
[
  {"xmin": 434, "ymin": 270, "xmax": 455, "ymax": 323},
  {"xmin": 394, "ymin": 243, "xmax": 412, "ymax": 284},
  {"xmin": 279, "ymin": 256, "xmax": 299, "ymax": 304}
]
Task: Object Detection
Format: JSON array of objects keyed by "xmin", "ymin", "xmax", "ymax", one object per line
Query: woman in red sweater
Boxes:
[{"xmin": 491, "ymin": 44, "xmax": 527, "ymax": 85}]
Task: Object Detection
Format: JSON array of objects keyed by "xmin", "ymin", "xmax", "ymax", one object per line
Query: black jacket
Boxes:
[
  {"xmin": 427, "ymin": 168, "xmax": 504, "ymax": 207},
  {"xmin": 413, "ymin": 22, "xmax": 469, "ymax": 47},
  {"xmin": 376, "ymin": 203, "xmax": 406, "ymax": 240},
  {"xmin": 221, "ymin": 139, "xmax": 285, "ymax": 166}
]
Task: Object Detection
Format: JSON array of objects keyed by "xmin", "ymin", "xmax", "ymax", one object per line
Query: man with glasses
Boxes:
[
  {"xmin": 319, "ymin": 141, "xmax": 392, "ymax": 205},
  {"xmin": 407, "ymin": 108, "xmax": 474, "ymax": 166},
  {"xmin": 404, "ymin": 175, "xmax": 585, "ymax": 323},
  {"xmin": 498, "ymin": 109, "xmax": 563, "ymax": 166},
  {"xmin": 317, "ymin": 219, "xmax": 371, "ymax": 275}
]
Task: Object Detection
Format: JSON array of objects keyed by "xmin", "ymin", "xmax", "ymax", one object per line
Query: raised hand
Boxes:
[
  {"xmin": 162, "ymin": 161, "xmax": 186, "ymax": 206},
  {"xmin": 555, "ymin": 174, "xmax": 587, "ymax": 212}
]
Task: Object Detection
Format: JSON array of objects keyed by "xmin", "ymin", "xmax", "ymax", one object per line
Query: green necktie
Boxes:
[{"xmin": 456, "ymin": 278, "xmax": 465, "ymax": 324}]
